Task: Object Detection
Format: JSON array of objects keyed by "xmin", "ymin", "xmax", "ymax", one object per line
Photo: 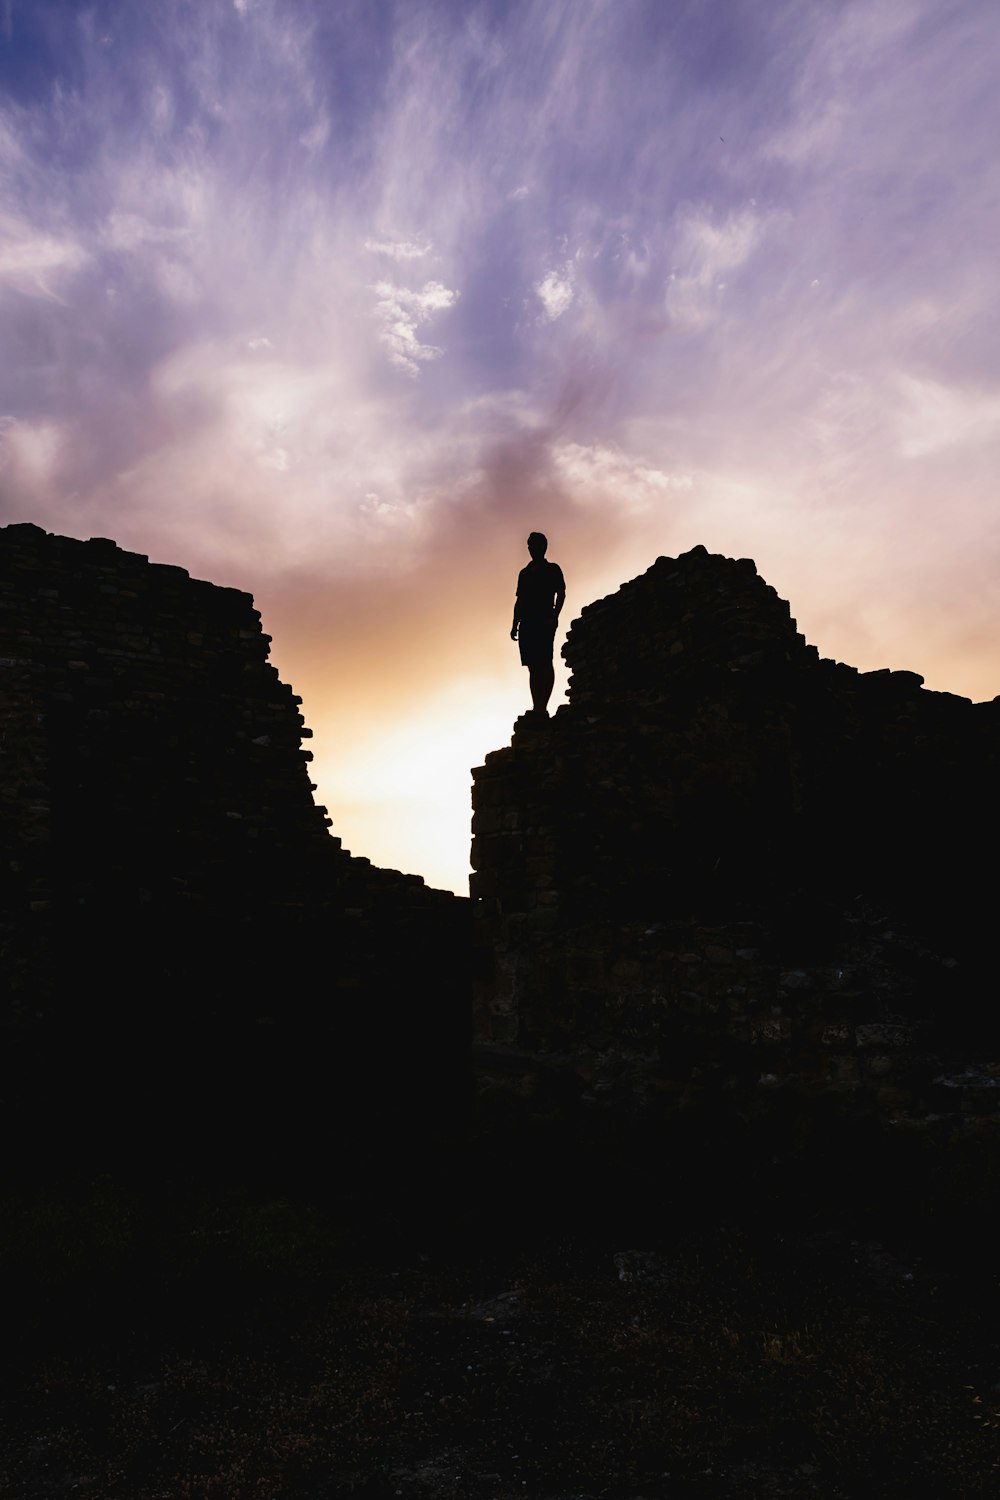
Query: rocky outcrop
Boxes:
[
  {"xmin": 471, "ymin": 546, "xmax": 1000, "ymax": 1214},
  {"xmin": 0, "ymin": 523, "xmax": 468, "ymax": 1192},
  {"xmin": 5, "ymin": 522, "xmax": 997, "ymax": 1221}
]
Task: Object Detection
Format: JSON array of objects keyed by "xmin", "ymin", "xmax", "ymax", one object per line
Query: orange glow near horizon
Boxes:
[{"xmin": 266, "ymin": 521, "xmax": 998, "ymax": 897}]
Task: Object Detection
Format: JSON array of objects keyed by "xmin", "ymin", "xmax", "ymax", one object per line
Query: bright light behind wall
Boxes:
[{"xmin": 309, "ymin": 670, "xmax": 568, "ymax": 894}]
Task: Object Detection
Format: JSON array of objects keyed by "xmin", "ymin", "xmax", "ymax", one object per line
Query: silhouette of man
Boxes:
[{"xmin": 511, "ymin": 532, "xmax": 566, "ymax": 715}]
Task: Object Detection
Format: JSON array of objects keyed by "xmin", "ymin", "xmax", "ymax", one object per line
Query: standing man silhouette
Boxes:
[{"xmin": 511, "ymin": 532, "xmax": 566, "ymax": 716}]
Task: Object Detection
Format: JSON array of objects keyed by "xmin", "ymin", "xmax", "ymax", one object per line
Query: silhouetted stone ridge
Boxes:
[
  {"xmin": 0, "ymin": 523, "xmax": 466, "ymax": 1191},
  {"xmin": 566, "ymin": 544, "xmax": 818, "ymax": 702},
  {"xmin": 1, "ymin": 523, "xmax": 330, "ymax": 897},
  {"xmin": 471, "ymin": 544, "xmax": 1000, "ymax": 1211}
]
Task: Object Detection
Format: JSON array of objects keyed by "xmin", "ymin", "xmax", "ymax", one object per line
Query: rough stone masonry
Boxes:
[
  {"xmin": 471, "ymin": 545, "xmax": 1000, "ymax": 1212},
  {"xmin": 0, "ymin": 522, "xmax": 467, "ymax": 1193},
  {"xmin": 3, "ymin": 523, "xmax": 998, "ymax": 1217}
]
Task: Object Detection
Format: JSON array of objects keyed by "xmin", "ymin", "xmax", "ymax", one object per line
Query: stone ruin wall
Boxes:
[
  {"xmin": 1, "ymin": 523, "xmax": 329, "ymax": 937},
  {"xmin": 5, "ymin": 521, "xmax": 997, "ymax": 1206},
  {"xmin": 0, "ymin": 522, "xmax": 456, "ymax": 997},
  {"xmin": 471, "ymin": 546, "xmax": 1000, "ymax": 1194},
  {"xmin": 0, "ymin": 522, "xmax": 467, "ymax": 1189}
]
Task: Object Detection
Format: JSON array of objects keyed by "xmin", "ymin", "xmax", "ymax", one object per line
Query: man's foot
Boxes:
[{"xmin": 514, "ymin": 707, "xmax": 550, "ymax": 732}]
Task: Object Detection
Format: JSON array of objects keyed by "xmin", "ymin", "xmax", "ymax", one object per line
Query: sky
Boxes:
[{"xmin": 2, "ymin": 0, "xmax": 999, "ymax": 893}]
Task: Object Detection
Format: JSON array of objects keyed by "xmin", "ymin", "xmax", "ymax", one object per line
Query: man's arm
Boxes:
[
  {"xmin": 553, "ymin": 567, "xmax": 566, "ymax": 623},
  {"xmin": 511, "ymin": 596, "xmax": 520, "ymax": 641}
]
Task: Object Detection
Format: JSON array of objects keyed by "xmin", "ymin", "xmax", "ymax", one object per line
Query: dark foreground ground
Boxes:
[{"xmin": 3, "ymin": 1180, "xmax": 999, "ymax": 1500}]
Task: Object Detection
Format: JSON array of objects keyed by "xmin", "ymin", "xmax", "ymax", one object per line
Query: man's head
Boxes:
[{"xmin": 527, "ymin": 531, "xmax": 547, "ymax": 560}]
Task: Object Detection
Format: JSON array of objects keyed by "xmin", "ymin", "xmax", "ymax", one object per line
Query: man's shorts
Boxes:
[{"xmin": 518, "ymin": 615, "xmax": 556, "ymax": 667}]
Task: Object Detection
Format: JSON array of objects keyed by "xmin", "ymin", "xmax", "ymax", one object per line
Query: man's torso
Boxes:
[{"xmin": 517, "ymin": 559, "xmax": 563, "ymax": 620}]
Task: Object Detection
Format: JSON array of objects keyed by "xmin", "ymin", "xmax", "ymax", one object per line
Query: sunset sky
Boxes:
[{"xmin": 2, "ymin": 0, "xmax": 998, "ymax": 892}]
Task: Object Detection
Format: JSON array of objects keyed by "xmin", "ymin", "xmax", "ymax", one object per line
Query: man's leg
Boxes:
[{"xmin": 528, "ymin": 662, "xmax": 555, "ymax": 713}]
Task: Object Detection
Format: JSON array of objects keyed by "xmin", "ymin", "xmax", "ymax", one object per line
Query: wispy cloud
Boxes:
[
  {"xmin": 664, "ymin": 206, "xmax": 766, "ymax": 331},
  {"xmin": 370, "ymin": 279, "xmax": 459, "ymax": 376},
  {"xmin": 536, "ymin": 266, "xmax": 574, "ymax": 322},
  {"xmin": 896, "ymin": 376, "xmax": 1000, "ymax": 460},
  {"xmin": 554, "ymin": 442, "xmax": 693, "ymax": 513},
  {"xmin": 364, "ymin": 238, "xmax": 432, "ymax": 261},
  {"xmin": 0, "ymin": 215, "xmax": 88, "ymax": 299}
]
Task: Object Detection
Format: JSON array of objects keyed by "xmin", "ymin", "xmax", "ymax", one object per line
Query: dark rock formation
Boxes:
[
  {"xmin": 0, "ymin": 523, "xmax": 468, "ymax": 1196},
  {"xmin": 5, "ymin": 522, "xmax": 997, "ymax": 1231},
  {"xmin": 471, "ymin": 545, "xmax": 1000, "ymax": 1223}
]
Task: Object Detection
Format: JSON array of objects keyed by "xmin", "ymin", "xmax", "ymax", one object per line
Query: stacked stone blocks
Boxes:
[{"xmin": 471, "ymin": 545, "xmax": 1000, "ymax": 1156}]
